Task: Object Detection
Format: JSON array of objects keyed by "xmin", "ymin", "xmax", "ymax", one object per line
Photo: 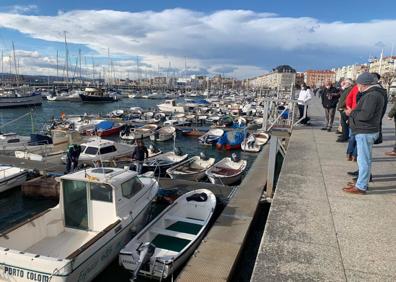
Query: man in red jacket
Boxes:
[{"xmin": 345, "ymin": 84, "xmax": 359, "ymax": 160}]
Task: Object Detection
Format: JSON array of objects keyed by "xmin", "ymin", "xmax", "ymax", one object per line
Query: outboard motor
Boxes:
[
  {"xmin": 174, "ymin": 147, "xmax": 183, "ymax": 156},
  {"xmin": 231, "ymin": 153, "xmax": 240, "ymax": 162},
  {"xmin": 199, "ymin": 152, "xmax": 208, "ymax": 161},
  {"xmin": 132, "ymin": 242, "xmax": 156, "ymax": 281}
]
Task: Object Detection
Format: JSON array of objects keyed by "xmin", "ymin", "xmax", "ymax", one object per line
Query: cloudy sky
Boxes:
[{"xmin": 0, "ymin": 0, "xmax": 395, "ymax": 79}]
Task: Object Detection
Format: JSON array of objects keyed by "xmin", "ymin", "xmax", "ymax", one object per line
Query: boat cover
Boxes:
[
  {"xmin": 186, "ymin": 192, "xmax": 208, "ymax": 202},
  {"xmin": 217, "ymin": 131, "xmax": 244, "ymax": 146},
  {"xmin": 96, "ymin": 120, "xmax": 114, "ymax": 130}
]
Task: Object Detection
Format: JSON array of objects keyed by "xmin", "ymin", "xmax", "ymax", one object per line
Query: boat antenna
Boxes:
[
  {"xmin": 30, "ymin": 110, "xmax": 35, "ymax": 133},
  {"xmin": 173, "ymin": 130, "xmax": 176, "ymax": 152}
]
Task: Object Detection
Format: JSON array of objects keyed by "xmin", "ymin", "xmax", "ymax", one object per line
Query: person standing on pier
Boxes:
[
  {"xmin": 132, "ymin": 140, "xmax": 148, "ymax": 174},
  {"xmin": 321, "ymin": 80, "xmax": 339, "ymax": 131},
  {"xmin": 297, "ymin": 83, "xmax": 313, "ymax": 125},
  {"xmin": 343, "ymin": 72, "xmax": 385, "ymax": 194},
  {"xmin": 385, "ymin": 100, "xmax": 396, "ymax": 156},
  {"xmin": 336, "ymin": 79, "xmax": 354, "ymax": 142}
]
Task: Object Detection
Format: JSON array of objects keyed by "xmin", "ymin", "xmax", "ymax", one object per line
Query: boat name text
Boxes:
[{"xmin": 3, "ymin": 266, "xmax": 50, "ymax": 281}]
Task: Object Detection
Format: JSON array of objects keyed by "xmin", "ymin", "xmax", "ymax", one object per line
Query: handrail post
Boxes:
[
  {"xmin": 262, "ymin": 100, "xmax": 269, "ymax": 131},
  {"xmin": 266, "ymin": 136, "xmax": 278, "ymax": 199}
]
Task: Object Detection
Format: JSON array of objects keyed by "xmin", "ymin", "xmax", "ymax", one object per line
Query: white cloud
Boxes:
[
  {"xmin": 2, "ymin": 5, "xmax": 38, "ymax": 15},
  {"xmin": 0, "ymin": 8, "xmax": 394, "ymax": 78}
]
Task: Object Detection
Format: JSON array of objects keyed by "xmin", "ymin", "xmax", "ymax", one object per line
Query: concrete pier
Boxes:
[{"xmin": 252, "ymin": 98, "xmax": 396, "ymax": 281}]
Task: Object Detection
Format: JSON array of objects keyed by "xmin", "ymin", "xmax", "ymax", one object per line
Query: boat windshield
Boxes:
[
  {"xmin": 121, "ymin": 177, "xmax": 144, "ymax": 199},
  {"xmin": 99, "ymin": 145, "xmax": 117, "ymax": 155},
  {"xmin": 63, "ymin": 179, "xmax": 88, "ymax": 230},
  {"xmin": 85, "ymin": 146, "xmax": 98, "ymax": 155}
]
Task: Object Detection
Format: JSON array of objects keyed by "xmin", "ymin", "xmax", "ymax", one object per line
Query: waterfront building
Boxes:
[
  {"xmin": 369, "ymin": 56, "xmax": 396, "ymax": 75},
  {"xmin": 332, "ymin": 64, "xmax": 368, "ymax": 81},
  {"xmin": 304, "ymin": 70, "xmax": 336, "ymax": 88},
  {"xmin": 247, "ymin": 65, "xmax": 296, "ymax": 90},
  {"xmin": 295, "ymin": 72, "xmax": 305, "ymax": 87}
]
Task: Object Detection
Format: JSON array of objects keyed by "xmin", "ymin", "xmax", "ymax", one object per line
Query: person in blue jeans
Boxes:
[
  {"xmin": 346, "ymin": 128, "xmax": 357, "ymax": 161},
  {"xmin": 343, "ymin": 72, "xmax": 385, "ymax": 194}
]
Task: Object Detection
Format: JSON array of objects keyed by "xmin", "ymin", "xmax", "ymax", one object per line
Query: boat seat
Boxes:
[
  {"xmin": 165, "ymin": 215, "xmax": 204, "ymax": 225},
  {"xmin": 151, "ymin": 227, "xmax": 195, "ymax": 241}
]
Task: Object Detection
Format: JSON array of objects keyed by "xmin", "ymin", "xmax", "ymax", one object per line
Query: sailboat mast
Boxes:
[
  {"xmin": 91, "ymin": 56, "xmax": 95, "ymax": 83},
  {"xmin": 79, "ymin": 48, "xmax": 82, "ymax": 85},
  {"xmin": 56, "ymin": 50, "xmax": 59, "ymax": 78},
  {"xmin": 64, "ymin": 31, "xmax": 69, "ymax": 88},
  {"xmin": 12, "ymin": 41, "xmax": 19, "ymax": 86},
  {"xmin": 1, "ymin": 50, "xmax": 3, "ymax": 83}
]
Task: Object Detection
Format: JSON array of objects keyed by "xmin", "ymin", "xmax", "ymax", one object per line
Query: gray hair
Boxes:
[{"xmin": 344, "ymin": 78, "xmax": 353, "ymax": 85}]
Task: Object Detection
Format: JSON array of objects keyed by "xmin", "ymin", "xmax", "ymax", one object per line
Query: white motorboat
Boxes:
[
  {"xmin": 241, "ymin": 132, "xmax": 270, "ymax": 153},
  {"xmin": 119, "ymin": 189, "xmax": 216, "ymax": 280},
  {"xmin": 166, "ymin": 154, "xmax": 215, "ymax": 181},
  {"xmin": 120, "ymin": 124, "xmax": 158, "ymax": 141},
  {"xmin": 0, "ymin": 165, "xmax": 28, "ymax": 193},
  {"xmin": 46, "ymin": 90, "xmax": 83, "ymax": 102},
  {"xmin": 0, "ymin": 132, "xmax": 31, "ymax": 151},
  {"xmin": 198, "ymin": 128, "xmax": 224, "ymax": 145},
  {"xmin": 62, "ymin": 117, "xmax": 104, "ymax": 134},
  {"xmin": 0, "ymin": 89, "xmax": 42, "ymax": 108},
  {"xmin": 157, "ymin": 100, "xmax": 185, "ymax": 113},
  {"xmin": 149, "ymin": 126, "xmax": 176, "ymax": 142},
  {"xmin": 1, "ymin": 130, "xmax": 81, "ymax": 156},
  {"xmin": 0, "ymin": 167, "xmax": 158, "ymax": 282},
  {"xmin": 61, "ymin": 138, "xmax": 135, "ymax": 165},
  {"xmin": 205, "ymin": 157, "xmax": 247, "ymax": 185},
  {"xmin": 143, "ymin": 150, "xmax": 189, "ymax": 176}
]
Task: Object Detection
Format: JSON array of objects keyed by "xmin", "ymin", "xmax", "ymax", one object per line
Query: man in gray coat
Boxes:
[{"xmin": 343, "ymin": 72, "xmax": 385, "ymax": 194}]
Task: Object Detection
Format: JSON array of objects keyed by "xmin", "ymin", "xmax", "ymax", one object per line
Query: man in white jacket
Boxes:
[{"xmin": 297, "ymin": 83, "xmax": 313, "ymax": 124}]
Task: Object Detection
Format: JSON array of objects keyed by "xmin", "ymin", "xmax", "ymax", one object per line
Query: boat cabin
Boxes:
[
  {"xmin": 164, "ymin": 99, "xmax": 177, "ymax": 106},
  {"xmin": 80, "ymin": 139, "xmax": 118, "ymax": 157},
  {"xmin": 60, "ymin": 168, "xmax": 149, "ymax": 233}
]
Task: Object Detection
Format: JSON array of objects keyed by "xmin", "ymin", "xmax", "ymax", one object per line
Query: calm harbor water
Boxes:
[{"xmin": 0, "ymin": 98, "xmax": 259, "ymax": 281}]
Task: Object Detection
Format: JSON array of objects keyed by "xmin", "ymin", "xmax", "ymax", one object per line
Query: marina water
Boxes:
[{"xmin": 0, "ymin": 98, "xmax": 259, "ymax": 281}]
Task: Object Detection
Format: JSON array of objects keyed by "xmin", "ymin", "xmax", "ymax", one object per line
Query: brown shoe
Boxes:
[
  {"xmin": 352, "ymin": 156, "xmax": 357, "ymax": 162},
  {"xmin": 385, "ymin": 151, "xmax": 396, "ymax": 157},
  {"xmin": 342, "ymin": 186, "xmax": 366, "ymax": 195},
  {"xmin": 346, "ymin": 155, "xmax": 353, "ymax": 161}
]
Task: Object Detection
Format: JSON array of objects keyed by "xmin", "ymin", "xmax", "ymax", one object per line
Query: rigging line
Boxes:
[{"xmin": 0, "ymin": 111, "xmax": 31, "ymax": 129}]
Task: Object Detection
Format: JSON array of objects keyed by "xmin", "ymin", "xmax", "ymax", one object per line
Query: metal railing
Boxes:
[
  {"xmin": 264, "ymin": 136, "xmax": 286, "ymax": 201},
  {"xmin": 260, "ymin": 98, "xmax": 308, "ymax": 133}
]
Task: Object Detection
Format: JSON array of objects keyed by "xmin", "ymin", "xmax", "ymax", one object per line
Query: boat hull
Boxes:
[
  {"xmin": 96, "ymin": 126, "xmax": 123, "ymax": 137},
  {"xmin": 79, "ymin": 94, "xmax": 117, "ymax": 102},
  {"xmin": 0, "ymin": 171, "xmax": 27, "ymax": 193},
  {"xmin": 207, "ymin": 173, "xmax": 242, "ymax": 185},
  {"xmin": 167, "ymin": 170, "xmax": 206, "ymax": 181},
  {"xmin": 149, "ymin": 134, "xmax": 173, "ymax": 142},
  {"xmin": 0, "ymin": 93, "xmax": 42, "ymax": 108}
]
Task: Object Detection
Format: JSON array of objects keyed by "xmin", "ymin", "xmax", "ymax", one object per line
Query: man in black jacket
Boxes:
[
  {"xmin": 337, "ymin": 79, "xmax": 354, "ymax": 142},
  {"xmin": 321, "ymin": 80, "xmax": 340, "ymax": 131},
  {"xmin": 132, "ymin": 140, "xmax": 149, "ymax": 174},
  {"xmin": 343, "ymin": 72, "xmax": 385, "ymax": 194}
]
